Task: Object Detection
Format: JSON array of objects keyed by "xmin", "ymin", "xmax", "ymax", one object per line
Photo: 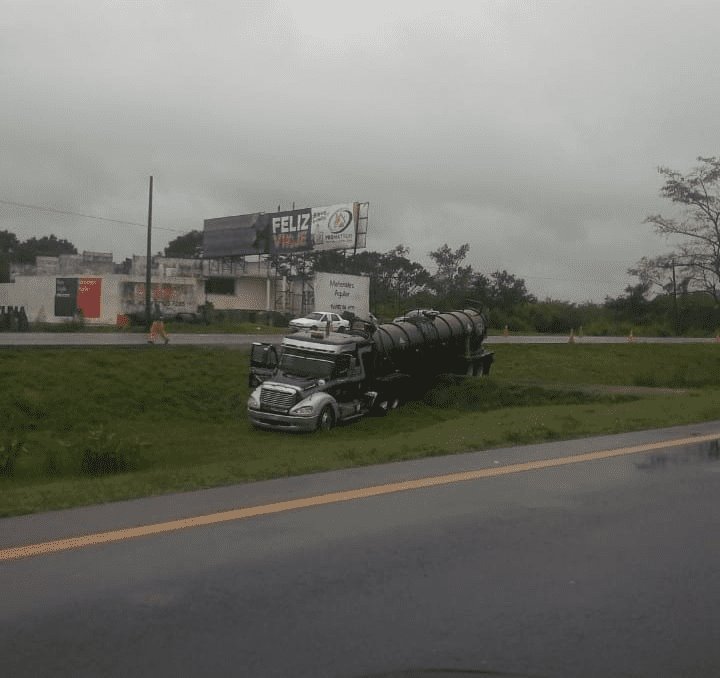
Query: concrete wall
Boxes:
[
  {"xmin": 0, "ymin": 277, "xmax": 57, "ymax": 323},
  {"xmin": 119, "ymin": 277, "xmax": 203, "ymax": 319},
  {"xmin": 0, "ymin": 275, "xmax": 201, "ymax": 324},
  {"xmin": 0, "ymin": 274, "xmax": 277, "ymax": 323},
  {"xmin": 206, "ymin": 277, "xmax": 272, "ymax": 310}
]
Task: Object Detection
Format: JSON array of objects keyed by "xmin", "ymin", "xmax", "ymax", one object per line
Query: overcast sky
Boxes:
[{"xmin": 2, "ymin": 0, "xmax": 719, "ymax": 302}]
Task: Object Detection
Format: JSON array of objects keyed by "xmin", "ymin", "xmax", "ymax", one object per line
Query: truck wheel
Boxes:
[
  {"xmin": 373, "ymin": 393, "xmax": 397, "ymax": 416},
  {"xmin": 316, "ymin": 406, "xmax": 335, "ymax": 431}
]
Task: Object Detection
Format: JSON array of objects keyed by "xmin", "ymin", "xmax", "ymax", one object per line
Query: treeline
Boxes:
[
  {"xmin": 0, "ymin": 230, "xmax": 77, "ymax": 282},
  {"xmin": 4, "ymin": 227, "xmax": 719, "ymax": 335},
  {"xmin": 306, "ymin": 244, "xmax": 720, "ymax": 336}
]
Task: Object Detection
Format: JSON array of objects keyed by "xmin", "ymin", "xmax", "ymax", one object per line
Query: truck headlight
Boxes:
[
  {"xmin": 248, "ymin": 392, "xmax": 260, "ymax": 409},
  {"xmin": 292, "ymin": 405, "xmax": 315, "ymax": 415}
]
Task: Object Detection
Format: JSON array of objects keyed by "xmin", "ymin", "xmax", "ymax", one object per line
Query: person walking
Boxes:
[{"xmin": 148, "ymin": 303, "xmax": 170, "ymax": 344}]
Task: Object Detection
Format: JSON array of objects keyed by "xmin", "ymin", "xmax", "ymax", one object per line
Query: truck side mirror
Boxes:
[{"xmin": 250, "ymin": 343, "xmax": 277, "ymax": 369}]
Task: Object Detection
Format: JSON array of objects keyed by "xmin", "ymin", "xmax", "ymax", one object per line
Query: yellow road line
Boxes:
[{"xmin": 2, "ymin": 432, "xmax": 719, "ymax": 562}]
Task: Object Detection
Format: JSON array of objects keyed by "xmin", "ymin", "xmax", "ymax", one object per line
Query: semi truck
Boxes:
[{"xmin": 247, "ymin": 308, "xmax": 494, "ymax": 432}]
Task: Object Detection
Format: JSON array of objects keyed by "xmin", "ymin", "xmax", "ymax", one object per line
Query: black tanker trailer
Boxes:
[{"xmin": 247, "ymin": 308, "xmax": 494, "ymax": 432}]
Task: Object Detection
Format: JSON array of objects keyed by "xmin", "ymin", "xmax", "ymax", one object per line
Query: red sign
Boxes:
[{"xmin": 77, "ymin": 277, "xmax": 102, "ymax": 319}]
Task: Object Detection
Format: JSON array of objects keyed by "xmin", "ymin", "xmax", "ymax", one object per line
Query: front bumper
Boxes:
[{"xmin": 248, "ymin": 408, "xmax": 318, "ymax": 432}]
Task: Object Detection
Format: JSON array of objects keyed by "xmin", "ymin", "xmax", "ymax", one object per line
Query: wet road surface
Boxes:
[{"xmin": 2, "ymin": 423, "xmax": 720, "ymax": 677}]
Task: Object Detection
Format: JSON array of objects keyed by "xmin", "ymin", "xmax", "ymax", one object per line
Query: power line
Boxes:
[
  {"xmin": 0, "ymin": 198, "xmax": 187, "ymax": 233},
  {"xmin": 523, "ymin": 274, "xmax": 633, "ymax": 284}
]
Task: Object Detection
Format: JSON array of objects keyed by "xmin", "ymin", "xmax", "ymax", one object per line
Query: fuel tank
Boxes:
[{"xmin": 371, "ymin": 309, "xmax": 487, "ymax": 375}]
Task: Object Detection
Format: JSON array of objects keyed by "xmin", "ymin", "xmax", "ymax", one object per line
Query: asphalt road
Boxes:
[
  {"xmin": 0, "ymin": 331, "xmax": 717, "ymax": 346},
  {"xmin": 2, "ymin": 422, "xmax": 720, "ymax": 677}
]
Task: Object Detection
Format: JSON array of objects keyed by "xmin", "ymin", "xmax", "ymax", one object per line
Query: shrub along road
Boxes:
[{"xmin": 2, "ymin": 342, "xmax": 720, "ymax": 516}]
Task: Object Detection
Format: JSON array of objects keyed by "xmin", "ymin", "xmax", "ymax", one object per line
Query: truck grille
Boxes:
[{"xmin": 260, "ymin": 387, "xmax": 296, "ymax": 412}]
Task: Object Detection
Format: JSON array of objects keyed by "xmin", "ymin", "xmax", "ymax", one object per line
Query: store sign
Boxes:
[
  {"xmin": 77, "ymin": 277, "xmax": 102, "ymax": 318},
  {"xmin": 54, "ymin": 278, "xmax": 78, "ymax": 317},
  {"xmin": 313, "ymin": 272, "xmax": 370, "ymax": 318},
  {"xmin": 54, "ymin": 277, "xmax": 102, "ymax": 318}
]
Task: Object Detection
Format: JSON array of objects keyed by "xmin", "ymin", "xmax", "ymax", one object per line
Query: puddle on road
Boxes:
[{"xmin": 635, "ymin": 439, "xmax": 720, "ymax": 471}]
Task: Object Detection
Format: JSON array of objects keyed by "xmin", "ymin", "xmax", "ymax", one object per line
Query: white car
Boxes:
[
  {"xmin": 289, "ymin": 311, "xmax": 350, "ymax": 333},
  {"xmin": 392, "ymin": 308, "xmax": 439, "ymax": 323}
]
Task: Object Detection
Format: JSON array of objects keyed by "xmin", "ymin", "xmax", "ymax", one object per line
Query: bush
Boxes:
[
  {"xmin": 80, "ymin": 449, "xmax": 130, "ymax": 475},
  {"xmin": 0, "ymin": 409, "xmax": 33, "ymax": 477},
  {"xmin": 78, "ymin": 427, "xmax": 146, "ymax": 476},
  {"xmin": 422, "ymin": 377, "xmax": 635, "ymax": 411},
  {"xmin": 0, "ymin": 438, "xmax": 26, "ymax": 477}
]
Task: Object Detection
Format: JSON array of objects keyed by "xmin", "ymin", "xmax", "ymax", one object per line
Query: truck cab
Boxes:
[{"xmin": 247, "ymin": 331, "xmax": 376, "ymax": 432}]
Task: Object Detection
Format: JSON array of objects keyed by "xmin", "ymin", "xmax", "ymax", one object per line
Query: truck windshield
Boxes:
[{"xmin": 279, "ymin": 348, "xmax": 335, "ymax": 379}]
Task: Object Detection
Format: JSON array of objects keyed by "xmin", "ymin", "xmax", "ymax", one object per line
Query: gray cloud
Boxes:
[{"xmin": 2, "ymin": 0, "xmax": 719, "ymax": 301}]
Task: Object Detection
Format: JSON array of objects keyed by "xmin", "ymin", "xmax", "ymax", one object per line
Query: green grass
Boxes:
[{"xmin": 1, "ymin": 343, "xmax": 720, "ymax": 516}]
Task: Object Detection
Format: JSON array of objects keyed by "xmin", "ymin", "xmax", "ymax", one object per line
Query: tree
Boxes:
[
  {"xmin": 377, "ymin": 245, "xmax": 431, "ymax": 301},
  {"xmin": 428, "ymin": 243, "xmax": 474, "ymax": 306},
  {"xmin": 488, "ymin": 270, "xmax": 535, "ymax": 310},
  {"xmin": 164, "ymin": 230, "xmax": 203, "ymax": 258},
  {"xmin": 429, "ymin": 243, "xmax": 471, "ymax": 287},
  {"xmin": 604, "ymin": 282, "xmax": 652, "ymax": 322},
  {"xmin": 0, "ymin": 230, "xmax": 20, "ymax": 255},
  {"xmin": 637, "ymin": 156, "xmax": 720, "ymax": 302},
  {"xmin": 469, "ymin": 271, "xmax": 492, "ymax": 308},
  {"xmin": 16, "ymin": 234, "xmax": 77, "ymax": 263},
  {"xmin": 0, "ymin": 230, "xmax": 20, "ymax": 282}
]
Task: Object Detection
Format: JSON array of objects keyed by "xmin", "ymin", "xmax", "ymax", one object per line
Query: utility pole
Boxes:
[
  {"xmin": 145, "ymin": 176, "xmax": 153, "ymax": 331},
  {"xmin": 671, "ymin": 259, "xmax": 678, "ymax": 335}
]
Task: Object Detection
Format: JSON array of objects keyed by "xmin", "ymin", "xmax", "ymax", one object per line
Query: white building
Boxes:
[{"xmin": 0, "ymin": 252, "xmax": 283, "ymax": 325}]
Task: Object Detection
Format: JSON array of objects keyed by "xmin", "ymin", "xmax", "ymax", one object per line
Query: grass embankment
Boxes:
[{"xmin": 2, "ymin": 344, "xmax": 720, "ymax": 516}]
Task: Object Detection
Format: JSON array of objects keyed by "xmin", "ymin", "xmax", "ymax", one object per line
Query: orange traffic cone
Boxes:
[
  {"xmin": 628, "ymin": 329, "xmax": 635, "ymax": 343},
  {"xmin": 568, "ymin": 328, "xmax": 575, "ymax": 344},
  {"xmin": 503, "ymin": 325, "xmax": 509, "ymax": 337}
]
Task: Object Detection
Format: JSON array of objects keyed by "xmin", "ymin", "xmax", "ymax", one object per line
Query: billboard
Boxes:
[
  {"xmin": 313, "ymin": 272, "xmax": 370, "ymax": 318},
  {"xmin": 54, "ymin": 278, "xmax": 77, "ymax": 317},
  {"xmin": 270, "ymin": 208, "xmax": 312, "ymax": 253},
  {"xmin": 203, "ymin": 202, "xmax": 369, "ymax": 256},
  {"xmin": 54, "ymin": 277, "xmax": 102, "ymax": 318},
  {"xmin": 77, "ymin": 277, "xmax": 102, "ymax": 318},
  {"xmin": 203, "ymin": 212, "xmax": 268, "ymax": 257},
  {"xmin": 311, "ymin": 203, "xmax": 358, "ymax": 251}
]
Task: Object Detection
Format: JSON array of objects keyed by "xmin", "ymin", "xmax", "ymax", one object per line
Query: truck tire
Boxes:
[
  {"xmin": 374, "ymin": 403, "xmax": 388, "ymax": 416},
  {"xmin": 316, "ymin": 406, "xmax": 335, "ymax": 431},
  {"xmin": 373, "ymin": 392, "xmax": 398, "ymax": 416}
]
